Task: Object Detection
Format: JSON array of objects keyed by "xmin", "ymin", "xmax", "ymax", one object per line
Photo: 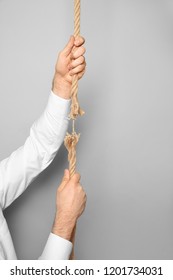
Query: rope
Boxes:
[
  {"xmin": 64, "ymin": 0, "xmax": 84, "ymax": 260},
  {"xmin": 69, "ymin": 0, "xmax": 84, "ymax": 121},
  {"xmin": 64, "ymin": 132, "xmax": 80, "ymax": 178}
]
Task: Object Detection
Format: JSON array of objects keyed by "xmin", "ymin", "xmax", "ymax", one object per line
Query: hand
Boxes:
[
  {"xmin": 52, "ymin": 36, "xmax": 86, "ymax": 99},
  {"xmin": 52, "ymin": 170, "xmax": 87, "ymax": 240}
]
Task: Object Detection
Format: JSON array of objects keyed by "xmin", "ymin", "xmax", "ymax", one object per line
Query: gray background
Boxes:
[{"xmin": 0, "ymin": 0, "xmax": 173, "ymax": 259}]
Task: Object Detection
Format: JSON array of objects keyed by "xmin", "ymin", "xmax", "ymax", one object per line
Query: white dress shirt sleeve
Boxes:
[
  {"xmin": 0, "ymin": 91, "xmax": 73, "ymax": 260},
  {"xmin": 0, "ymin": 91, "xmax": 70, "ymax": 210},
  {"xmin": 39, "ymin": 233, "xmax": 73, "ymax": 260}
]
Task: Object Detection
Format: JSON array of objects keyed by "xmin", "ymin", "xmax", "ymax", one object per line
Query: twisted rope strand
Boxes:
[
  {"xmin": 74, "ymin": 0, "xmax": 80, "ymax": 37},
  {"xmin": 70, "ymin": 0, "xmax": 84, "ymax": 120}
]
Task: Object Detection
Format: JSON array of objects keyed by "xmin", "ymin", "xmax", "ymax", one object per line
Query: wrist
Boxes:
[
  {"xmin": 52, "ymin": 74, "xmax": 71, "ymax": 100},
  {"xmin": 52, "ymin": 212, "xmax": 76, "ymax": 241}
]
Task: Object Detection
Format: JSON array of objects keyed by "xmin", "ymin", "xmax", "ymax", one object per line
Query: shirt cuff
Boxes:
[
  {"xmin": 39, "ymin": 233, "xmax": 73, "ymax": 260},
  {"xmin": 45, "ymin": 91, "xmax": 71, "ymax": 120}
]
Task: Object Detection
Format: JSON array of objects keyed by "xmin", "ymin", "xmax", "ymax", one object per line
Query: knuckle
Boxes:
[
  {"xmin": 81, "ymin": 56, "xmax": 85, "ymax": 63},
  {"xmin": 81, "ymin": 46, "xmax": 86, "ymax": 54},
  {"xmin": 76, "ymin": 36, "xmax": 85, "ymax": 46},
  {"xmin": 79, "ymin": 65, "xmax": 83, "ymax": 71}
]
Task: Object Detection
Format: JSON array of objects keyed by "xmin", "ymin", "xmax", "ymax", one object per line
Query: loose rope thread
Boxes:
[
  {"xmin": 64, "ymin": 132, "xmax": 80, "ymax": 178},
  {"xmin": 64, "ymin": 0, "xmax": 84, "ymax": 260}
]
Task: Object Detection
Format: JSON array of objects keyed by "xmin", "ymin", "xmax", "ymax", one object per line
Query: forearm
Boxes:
[
  {"xmin": 52, "ymin": 74, "xmax": 72, "ymax": 100},
  {"xmin": 52, "ymin": 212, "xmax": 76, "ymax": 241},
  {"xmin": 38, "ymin": 212, "xmax": 75, "ymax": 260}
]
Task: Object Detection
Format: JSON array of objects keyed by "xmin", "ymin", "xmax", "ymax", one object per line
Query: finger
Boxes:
[
  {"xmin": 74, "ymin": 36, "xmax": 85, "ymax": 47},
  {"xmin": 61, "ymin": 169, "xmax": 70, "ymax": 182},
  {"xmin": 70, "ymin": 173, "xmax": 81, "ymax": 183},
  {"xmin": 69, "ymin": 56, "xmax": 85, "ymax": 70},
  {"xmin": 78, "ymin": 69, "xmax": 86, "ymax": 80},
  {"xmin": 71, "ymin": 46, "xmax": 86, "ymax": 59},
  {"xmin": 62, "ymin": 36, "xmax": 75, "ymax": 57},
  {"xmin": 69, "ymin": 63, "xmax": 86, "ymax": 76}
]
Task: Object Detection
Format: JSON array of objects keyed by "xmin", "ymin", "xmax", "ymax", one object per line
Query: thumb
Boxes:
[
  {"xmin": 58, "ymin": 169, "xmax": 70, "ymax": 191},
  {"xmin": 62, "ymin": 36, "xmax": 75, "ymax": 57},
  {"xmin": 62, "ymin": 169, "xmax": 70, "ymax": 183}
]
